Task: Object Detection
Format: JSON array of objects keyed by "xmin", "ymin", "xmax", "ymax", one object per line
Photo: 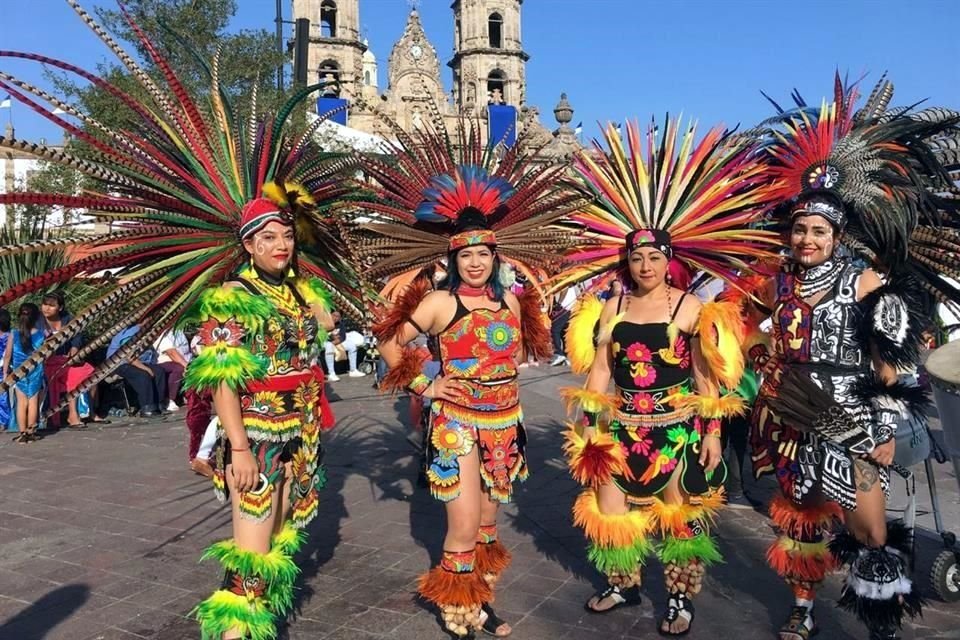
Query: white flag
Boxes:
[{"xmin": 0, "ymin": 94, "xmax": 11, "ymax": 109}]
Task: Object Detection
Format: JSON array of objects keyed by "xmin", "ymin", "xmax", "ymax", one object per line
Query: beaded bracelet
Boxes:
[{"xmin": 407, "ymin": 373, "xmax": 433, "ymax": 396}]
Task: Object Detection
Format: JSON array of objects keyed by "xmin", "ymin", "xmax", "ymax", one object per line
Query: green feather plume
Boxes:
[
  {"xmin": 656, "ymin": 534, "xmax": 723, "ymax": 567},
  {"xmin": 587, "ymin": 538, "xmax": 654, "ymax": 575}
]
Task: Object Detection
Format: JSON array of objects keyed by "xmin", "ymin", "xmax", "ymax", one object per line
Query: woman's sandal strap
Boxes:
[
  {"xmin": 480, "ymin": 603, "xmax": 510, "ymax": 637},
  {"xmin": 779, "ymin": 606, "xmax": 817, "ymax": 639}
]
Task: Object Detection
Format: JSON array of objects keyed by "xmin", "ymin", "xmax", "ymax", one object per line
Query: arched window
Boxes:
[
  {"xmin": 487, "ymin": 69, "xmax": 506, "ymax": 104},
  {"xmin": 488, "ymin": 12, "xmax": 503, "ymax": 48},
  {"xmin": 320, "ymin": 0, "xmax": 337, "ymax": 38},
  {"xmin": 364, "ymin": 70, "xmax": 371, "ymax": 86},
  {"xmin": 319, "ymin": 60, "xmax": 341, "ymax": 97}
]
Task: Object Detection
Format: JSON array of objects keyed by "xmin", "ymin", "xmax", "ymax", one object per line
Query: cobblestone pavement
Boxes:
[{"xmin": 1, "ymin": 366, "xmax": 959, "ymax": 640}]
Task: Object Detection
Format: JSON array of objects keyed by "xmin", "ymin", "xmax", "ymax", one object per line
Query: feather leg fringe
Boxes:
[
  {"xmin": 657, "ymin": 534, "xmax": 723, "ymax": 567},
  {"xmin": 573, "ymin": 490, "xmax": 654, "ymax": 548},
  {"xmin": 588, "ymin": 538, "xmax": 654, "ymax": 575},
  {"xmin": 194, "ymin": 590, "xmax": 276, "ymax": 640},
  {"xmin": 769, "ymin": 495, "xmax": 843, "ymax": 539},
  {"xmin": 766, "ymin": 536, "xmax": 836, "ymax": 582},
  {"xmin": 475, "ymin": 540, "xmax": 511, "ymax": 576},
  {"xmin": 417, "ymin": 567, "xmax": 492, "ymax": 608},
  {"xmin": 668, "ymin": 393, "xmax": 746, "ymax": 419}
]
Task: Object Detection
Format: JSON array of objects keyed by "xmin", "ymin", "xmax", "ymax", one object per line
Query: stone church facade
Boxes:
[{"xmin": 290, "ymin": 0, "xmax": 580, "ymax": 159}]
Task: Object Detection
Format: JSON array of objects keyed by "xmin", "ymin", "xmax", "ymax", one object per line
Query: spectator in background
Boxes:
[
  {"xmin": 323, "ymin": 310, "xmax": 366, "ymax": 381},
  {"xmin": 40, "ymin": 290, "xmax": 103, "ymax": 429},
  {"xmin": 6, "ymin": 303, "xmax": 45, "ymax": 443},
  {"xmin": 155, "ymin": 329, "xmax": 191, "ymax": 411},
  {"xmin": 0, "ymin": 309, "xmax": 10, "ymax": 430},
  {"xmin": 549, "ymin": 286, "xmax": 578, "ymax": 366},
  {"xmin": 107, "ymin": 324, "xmax": 168, "ymax": 416}
]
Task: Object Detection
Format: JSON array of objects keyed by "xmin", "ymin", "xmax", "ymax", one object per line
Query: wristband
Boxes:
[
  {"xmin": 407, "ymin": 373, "xmax": 432, "ymax": 396},
  {"xmin": 704, "ymin": 418, "xmax": 721, "ymax": 438}
]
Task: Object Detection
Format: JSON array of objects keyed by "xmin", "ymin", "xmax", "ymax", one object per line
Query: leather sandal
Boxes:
[
  {"xmin": 658, "ymin": 592, "xmax": 695, "ymax": 637},
  {"xmin": 779, "ymin": 605, "xmax": 819, "ymax": 640},
  {"xmin": 584, "ymin": 584, "xmax": 642, "ymax": 613},
  {"xmin": 479, "ymin": 603, "xmax": 511, "ymax": 637}
]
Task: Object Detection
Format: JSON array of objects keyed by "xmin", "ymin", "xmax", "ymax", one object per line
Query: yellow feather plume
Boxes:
[
  {"xmin": 565, "ymin": 294, "xmax": 604, "ymax": 374},
  {"xmin": 573, "ymin": 490, "xmax": 655, "ymax": 547},
  {"xmin": 697, "ymin": 301, "xmax": 746, "ymax": 390},
  {"xmin": 262, "ymin": 181, "xmax": 315, "ymax": 209},
  {"xmin": 597, "ymin": 311, "xmax": 625, "ymax": 346},
  {"xmin": 669, "ymin": 392, "xmax": 746, "ymax": 419},
  {"xmin": 559, "ymin": 386, "xmax": 620, "ymax": 417}
]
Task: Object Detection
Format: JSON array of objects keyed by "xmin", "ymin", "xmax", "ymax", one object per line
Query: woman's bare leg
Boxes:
[
  {"xmin": 659, "ymin": 465, "xmax": 693, "ymax": 635},
  {"xmin": 585, "ymin": 480, "xmax": 631, "ymax": 611}
]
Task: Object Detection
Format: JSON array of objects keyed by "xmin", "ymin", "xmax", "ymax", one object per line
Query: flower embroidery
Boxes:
[
  {"xmin": 636, "ymin": 230, "xmax": 656, "ymax": 244},
  {"xmin": 197, "ymin": 317, "xmax": 244, "ymax": 347},
  {"xmin": 626, "ymin": 342, "xmax": 652, "ymax": 362},
  {"xmin": 674, "ymin": 333, "xmax": 690, "ymax": 368},
  {"xmin": 480, "ymin": 321, "xmax": 515, "ymax": 353},
  {"xmin": 631, "ymin": 392, "xmax": 656, "ymax": 414},
  {"xmin": 631, "ymin": 439, "xmax": 652, "ymax": 456},
  {"xmin": 630, "ymin": 361, "xmax": 657, "ymax": 388}
]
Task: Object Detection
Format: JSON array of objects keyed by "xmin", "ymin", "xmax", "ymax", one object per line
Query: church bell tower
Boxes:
[
  {"xmin": 449, "ymin": 0, "xmax": 529, "ymax": 114},
  {"xmin": 291, "ymin": 0, "xmax": 366, "ymax": 101}
]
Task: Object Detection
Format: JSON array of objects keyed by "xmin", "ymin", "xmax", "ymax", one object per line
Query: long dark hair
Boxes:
[
  {"xmin": 438, "ymin": 246, "xmax": 505, "ymax": 301},
  {"xmin": 41, "ymin": 290, "xmax": 68, "ymax": 318},
  {"xmin": 17, "ymin": 303, "xmax": 40, "ymax": 352}
]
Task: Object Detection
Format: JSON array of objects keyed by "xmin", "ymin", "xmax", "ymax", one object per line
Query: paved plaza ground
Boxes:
[{"xmin": 1, "ymin": 365, "xmax": 960, "ymax": 639}]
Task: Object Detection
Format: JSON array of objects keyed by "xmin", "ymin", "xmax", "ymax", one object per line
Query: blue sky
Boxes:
[{"xmin": 2, "ymin": 0, "xmax": 959, "ymax": 144}]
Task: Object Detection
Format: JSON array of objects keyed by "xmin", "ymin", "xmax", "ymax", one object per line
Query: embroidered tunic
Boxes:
[
  {"xmin": 608, "ymin": 296, "xmax": 726, "ymax": 505},
  {"xmin": 750, "ymin": 258, "xmax": 886, "ymax": 510},
  {"xmin": 183, "ymin": 267, "xmax": 333, "ymax": 526},
  {"xmin": 425, "ymin": 294, "xmax": 528, "ymax": 503}
]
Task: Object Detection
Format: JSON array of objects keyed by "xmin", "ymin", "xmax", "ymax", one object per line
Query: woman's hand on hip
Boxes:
[{"xmin": 423, "ymin": 375, "xmax": 465, "ymax": 402}]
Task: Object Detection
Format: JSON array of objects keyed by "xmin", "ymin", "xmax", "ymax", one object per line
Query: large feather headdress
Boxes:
[
  {"xmin": 552, "ymin": 117, "xmax": 782, "ymax": 291},
  {"xmin": 756, "ymin": 74, "xmax": 960, "ymax": 308},
  {"xmin": 0, "ymin": 1, "xmax": 359, "ymax": 403},
  {"xmin": 344, "ymin": 115, "xmax": 585, "ymax": 294}
]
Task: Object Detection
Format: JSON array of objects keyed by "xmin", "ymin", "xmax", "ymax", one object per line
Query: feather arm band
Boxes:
[{"xmin": 517, "ymin": 287, "xmax": 553, "ymax": 361}]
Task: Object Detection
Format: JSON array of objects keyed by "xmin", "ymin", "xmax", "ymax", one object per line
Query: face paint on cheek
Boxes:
[{"xmin": 253, "ymin": 238, "xmax": 269, "ymax": 256}]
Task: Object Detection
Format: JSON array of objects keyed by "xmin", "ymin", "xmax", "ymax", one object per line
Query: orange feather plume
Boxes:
[
  {"xmin": 517, "ymin": 287, "xmax": 553, "ymax": 361},
  {"xmin": 766, "ymin": 537, "xmax": 836, "ymax": 582},
  {"xmin": 769, "ymin": 494, "xmax": 843, "ymax": 539},
  {"xmin": 378, "ymin": 346, "xmax": 429, "ymax": 395},
  {"xmin": 697, "ymin": 300, "xmax": 746, "ymax": 390},
  {"xmin": 418, "ymin": 566, "xmax": 492, "ymax": 607},
  {"xmin": 372, "ymin": 278, "xmax": 431, "ymax": 343},
  {"xmin": 562, "ymin": 427, "xmax": 632, "ymax": 487},
  {"xmin": 573, "ymin": 490, "xmax": 654, "ymax": 548},
  {"xmin": 475, "ymin": 540, "xmax": 511, "ymax": 576},
  {"xmin": 559, "ymin": 387, "xmax": 619, "ymax": 417}
]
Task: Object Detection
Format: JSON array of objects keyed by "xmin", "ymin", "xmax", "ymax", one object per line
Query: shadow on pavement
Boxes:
[{"xmin": 0, "ymin": 584, "xmax": 90, "ymax": 639}]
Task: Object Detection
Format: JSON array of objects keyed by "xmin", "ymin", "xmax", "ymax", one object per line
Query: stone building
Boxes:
[{"xmin": 290, "ymin": 0, "xmax": 580, "ymax": 159}]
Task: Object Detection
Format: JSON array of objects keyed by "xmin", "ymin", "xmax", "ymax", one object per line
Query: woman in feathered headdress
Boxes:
[
  {"xmin": 555, "ymin": 118, "xmax": 782, "ymax": 636},
  {"xmin": 0, "ymin": 3, "xmax": 361, "ymax": 638},
  {"xmin": 350, "ymin": 117, "xmax": 582, "ymax": 638},
  {"xmin": 745, "ymin": 75, "xmax": 959, "ymax": 640}
]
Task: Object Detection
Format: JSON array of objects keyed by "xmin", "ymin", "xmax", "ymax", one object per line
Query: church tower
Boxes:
[
  {"xmin": 449, "ymin": 0, "xmax": 529, "ymax": 113},
  {"xmin": 291, "ymin": 0, "xmax": 366, "ymax": 101}
]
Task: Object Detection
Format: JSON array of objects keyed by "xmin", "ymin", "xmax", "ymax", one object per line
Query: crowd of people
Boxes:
[{"xmin": 1, "ymin": 7, "xmax": 959, "ymax": 640}]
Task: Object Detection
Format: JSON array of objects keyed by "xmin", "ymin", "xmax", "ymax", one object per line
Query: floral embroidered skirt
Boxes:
[
  {"xmin": 610, "ymin": 408, "xmax": 726, "ymax": 505},
  {"xmin": 425, "ymin": 398, "xmax": 529, "ymax": 503}
]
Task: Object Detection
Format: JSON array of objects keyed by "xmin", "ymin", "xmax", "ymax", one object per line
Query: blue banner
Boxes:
[
  {"xmin": 317, "ymin": 97, "xmax": 349, "ymax": 125},
  {"xmin": 488, "ymin": 105, "xmax": 517, "ymax": 148}
]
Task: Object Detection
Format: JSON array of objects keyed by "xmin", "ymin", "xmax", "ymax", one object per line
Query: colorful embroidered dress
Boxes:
[
  {"xmin": 608, "ymin": 297, "xmax": 726, "ymax": 504},
  {"xmin": 183, "ymin": 266, "xmax": 333, "ymax": 527},
  {"xmin": 426, "ymin": 294, "xmax": 528, "ymax": 503}
]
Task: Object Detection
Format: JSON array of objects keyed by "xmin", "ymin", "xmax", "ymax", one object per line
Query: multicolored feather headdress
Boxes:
[
  {"xmin": 553, "ymin": 117, "xmax": 782, "ymax": 291},
  {"xmin": 345, "ymin": 116, "xmax": 584, "ymax": 290},
  {"xmin": 757, "ymin": 74, "xmax": 960, "ymax": 308},
  {"xmin": 0, "ymin": 2, "xmax": 359, "ymax": 402}
]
